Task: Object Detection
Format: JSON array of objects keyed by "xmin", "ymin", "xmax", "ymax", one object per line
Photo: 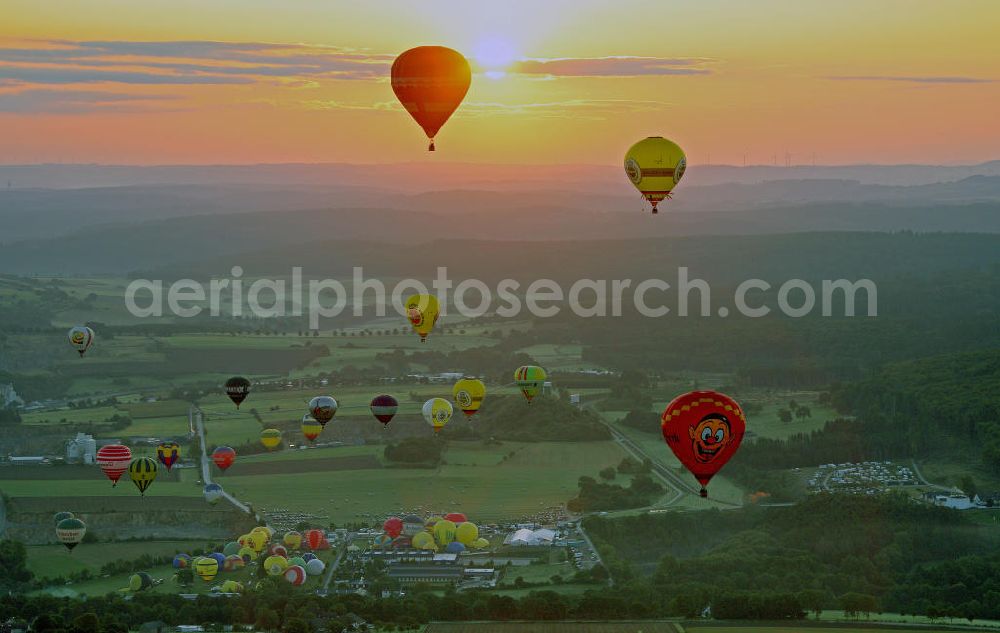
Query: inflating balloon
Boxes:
[
  {"xmin": 128, "ymin": 457, "xmax": 157, "ymax": 496},
  {"xmin": 412, "ymin": 531, "xmax": 436, "ymax": 551},
  {"xmin": 370, "ymin": 394, "xmax": 399, "ymax": 425},
  {"xmin": 223, "ymin": 541, "xmax": 240, "ymax": 556},
  {"xmin": 238, "ymin": 546, "xmax": 257, "ymax": 563},
  {"xmin": 68, "ymin": 326, "xmax": 95, "ymax": 357},
  {"xmin": 194, "ymin": 556, "xmax": 218, "ymax": 581},
  {"xmin": 433, "ymin": 519, "xmax": 457, "ymax": 547},
  {"xmin": 383, "ymin": 516, "xmax": 404, "ymax": 538},
  {"xmin": 220, "ymin": 579, "xmax": 243, "ymax": 593},
  {"xmin": 455, "ymin": 521, "xmax": 478, "ymax": 545},
  {"xmin": 260, "ymin": 428, "xmax": 282, "ymax": 450},
  {"xmin": 391, "ymin": 46, "xmax": 472, "ymax": 151},
  {"xmin": 96, "ymin": 444, "xmax": 131, "ymax": 486},
  {"xmin": 624, "ymin": 136, "xmax": 687, "ymax": 214},
  {"xmin": 405, "ymin": 294, "xmax": 440, "ymax": 342},
  {"xmin": 443, "ymin": 512, "xmax": 466, "ymax": 524},
  {"xmin": 453, "ymin": 378, "xmax": 485, "ymax": 417},
  {"xmin": 56, "ymin": 517, "xmax": 86, "ymax": 551},
  {"xmin": 212, "ymin": 446, "xmax": 236, "ymax": 471},
  {"xmin": 305, "ymin": 558, "xmax": 325, "ymax": 576},
  {"xmin": 473, "ymin": 537, "xmax": 490, "ymax": 550},
  {"xmin": 156, "ymin": 442, "xmax": 180, "ymax": 471},
  {"xmin": 224, "ymin": 554, "xmax": 245, "ymax": 572},
  {"xmin": 661, "ymin": 390, "xmax": 746, "ymax": 498},
  {"xmin": 284, "ymin": 564, "xmax": 306, "ymax": 586},
  {"xmin": 422, "ymin": 398, "xmax": 453, "ymax": 433},
  {"xmin": 173, "ymin": 554, "xmax": 191, "ymax": 568},
  {"xmin": 224, "ymin": 376, "xmax": 251, "ymax": 408},
  {"xmin": 264, "ymin": 555, "xmax": 288, "ymax": 576},
  {"xmin": 514, "ymin": 366, "xmax": 547, "ymax": 403},
  {"xmin": 305, "ymin": 529, "xmax": 325, "ymax": 551},
  {"xmin": 284, "ymin": 531, "xmax": 303, "ymax": 550},
  {"xmin": 308, "ymin": 396, "xmax": 338, "ymax": 426},
  {"xmin": 128, "ymin": 572, "xmax": 153, "ymax": 592}
]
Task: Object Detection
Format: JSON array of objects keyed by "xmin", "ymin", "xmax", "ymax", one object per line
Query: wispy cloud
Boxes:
[
  {"xmin": 301, "ymin": 98, "xmax": 673, "ymax": 120},
  {"xmin": 826, "ymin": 75, "xmax": 993, "ymax": 84},
  {"xmin": 511, "ymin": 56, "xmax": 713, "ymax": 77},
  {"xmin": 0, "ymin": 88, "xmax": 179, "ymax": 113}
]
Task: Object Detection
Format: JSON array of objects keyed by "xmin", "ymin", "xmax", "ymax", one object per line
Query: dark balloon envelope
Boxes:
[
  {"xmin": 225, "ymin": 376, "xmax": 251, "ymax": 408},
  {"xmin": 370, "ymin": 394, "xmax": 399, "ymax": 425}
]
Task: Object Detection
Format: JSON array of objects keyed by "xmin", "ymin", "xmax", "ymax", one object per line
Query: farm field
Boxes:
[{"xmin": 24, "ymin": 540, "xmax": 209, "ymax": 579}]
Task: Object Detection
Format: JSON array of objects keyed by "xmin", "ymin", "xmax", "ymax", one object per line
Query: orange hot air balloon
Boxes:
[{"xmin": 391, "ymin": 46, "xmax": 471, "ymax": 151}]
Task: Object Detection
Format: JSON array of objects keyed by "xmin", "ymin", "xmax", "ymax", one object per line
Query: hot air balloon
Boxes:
[
  {"xmin": 212, "ymin": 446, "xmax": 236, "ymax": 471},
  {"xmin": 204, "ymin": 483, "xmax": 224, "ymax": 505},
  {"xmin": 473, "ymin": 537, "xmax": 490, "ymax": 550},
  {"xmin": 173, "ymin": 553, "xmax": 191, "ymax": 568},
  {"xmin": 224, "ymin": 376, "xmax": 251, "ymax": 408},
  {"xmin": 238, "ymin": 546, "xmax": 257, "ymax": 563},
  {"xmin": 455, "ymin": 521, "xmax": 478, "ymax": 545},
  {"xmin": 68, "ymin": 326, "xmax": 95, "ymax": 357},
  {"xmin": 264, "ymin": 555, "xmax": 288, "ymax": 576},
  {"xmin": 308, "ymin": 396, "xmax": 338, "ymax": 426},
  {"xmin": 128, "ymin": 572, "xmax": 153, "ymax": 592},
  {"xmin": 661, "ymin": 390, "xmax": 746, "ymax": 498},
  {"xmin": 443, "ymin": 512, "xmax": 466, "ymax": 524},
  {"xmin": 53, "ymin": 511, "xmax": 74, "ymax": 525},
  {"xmin": 56, "ymin": 517, "xmax": 86, "ymax": 551},
  {"xmin": 301, "ymin": 416, "xmax": 323, "ymax": 443},
  {"xmin": 391, "ymin": 46, "xmax": 472, "ymax": 151},
  {"xmin": 223, "ymin": 554, "xmax": 245, "ymax": 572},
  {"xmin": 433, "ymin": 519, "xmax": 457, "ymax": 547},
  {"xmin": 223, "ymin": 541, "xmax": 240, "ymax": 556},
  {"xmin": 302, "ymin": 552, "xmax": 317, "ymax": 562},
  {"xmin": 624, "ymin": 136, "xmax": 687, "ymax": 214},
  {"xmin": 305, "ymin": 529, "xmax": 325, "ymax": 551},
  {"xmin": 260, "ymin": 428, "xmax": 282, "ymax": 450},
  {"xmin": 128, "ymin": 457, "xmax": 157, "ymax": 496},
  {"xmin": 445, "ymin": 541, "xmax": 466, "ymax": 554},
  {"xmin": 383, "ymin": 516, "xmax": 404, "ymax": 538},
  {"xmin": 453, "ymin": 378, "xmax": 486, "ymax": 417},
  {"xmin": 405, "ymin": 294, "xmax": 440, "ymax": 342},
  {"xmin": 220, "ymin": 579, "xmax": 243, "ymax": 593},
  {"xmin": 96, "ymin": 444, "xmax": 131, "ymax": 487},
  {"xmin": 289, "ymin": 555, "xmax": 306, "ymax": 568},
  {"xmin": 411, "ymin": 531, "xmax": 436, "ymax": 551},
  {"xmin": 514, "ymin": 366, "xmax": 547, "ymax": 403},
  {"xmin": 402, "ymin": 514, "xmax": 424, "ymax": 536},
  {"xmin": 156, "ymin": 442, "xmax": 180, "ymax": 471},
  {"xmin": 370, "ymin": 394, "xmax": 399, "ymax": 425},
  {"xmin": 208, "ymin": 552, "xmax": 226, "ymax": 569},
  {"xmin": 284, "ymin": 564, "xmax": 306, "ymax": 586},
  {"xmin": 194, "ymin": 556, "xmax": 219, "ymax": 581},
  {"xmin": 422, "ymin": 398, "xmax": 453, "ymax": 433},
  {"xmin": 305, "ymin": 558, "xmax": 325, "ymax": 576},
  {"xmin": 268, "ymin": 544, "xmax": 288, "ymax": 559},
  {"xmin": 284, "ymin": 531, "xmax": 303, "ymax": 550},
  {"xmin": 374, "ymin": 534, "xmax": 393, "ymax": 548}
]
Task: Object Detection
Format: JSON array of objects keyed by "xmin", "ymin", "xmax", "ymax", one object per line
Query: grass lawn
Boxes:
[{"xmin": 25, "ymin": 540, "xmax": 210, "ymax": 579}]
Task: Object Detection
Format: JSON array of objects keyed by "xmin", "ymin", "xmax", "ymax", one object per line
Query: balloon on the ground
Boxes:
[
  {"xmin": 445, "ymin": 541, "xmax": 466, "ymax": 554},
  {"xmin": 268, "ymin": 544, "xmax": 288, "ymax": 558},
  {"xmin": 453, "ymin": 378, "xmax": 486, "ymax": 417},
  {"xmin": 289, "ymin": 556, "xmax": 306, "ymax": 568},
  {"xmin": 128, "ymin": 457, "xmax": 157, "ymax": 496},
  {"xmin": 661, "ymin": 390, "xmax": 746, "ymax": 498},
  {"xmin": 208, "ymin": 552, "xmax": 226, "ymax": 568},
  {"xmin": 305, "ymin": 529, "xmax": 324, "ymax": 550},
  {"xmin": 411, "ymin": 531, "xmax": 436, "ymax": 551},
  {"xmin": 455, "ymin": 521, "xmax": 478, "ymax": 545},
  {"xmin": 444, "ymin": 512, "xmax": 466, "ymax": 524},
  {"xmin": 370, "ymin": 394, "xmax": 398, "ymax": 425},
  {"xmin": 305, "ymin": 558, "xmax": 325, "ymax": 576},
  {"xmin": 264, "ymin": 555, "xmax": 288, "ymax": 576},
  {"xmin": 173, "ymin": 553, "xmax": 191, "ymax": 568},
  {"xmin": 284, "ymin": 564, "xmax": 306, "ymax": 586},
  {"xmin": 238, "ymin": 546, "xmax": 257, "ymax": 563},
  {"xmin": 260, "ymin": 428, "xmax": 282, "ymax": 450},
  {"xmin": 156, "ymin": 442, "xmax": 180, "ymax": 471},
  {"xmin": 283, "ymin": 531, "xmax": 302, "ymax": 550},
  {"xmin": 405, "ymin": 294, "xmax": 440, "ymax": 342},
  {"xmin": 224, "ymin": 376, "xmax": 251, "ymax": 408},
  {"xmin": 212, "ymin": 446, "xmax": 236, "ymax": 471},
  {"xmin": 96, "ymin": 444, "xmax": 131, "ymax": 486},
  {"xmin": 204, "ymin": 483, "xmax": 224, "ymax": 505},
  {"xmin": 223, "ymin": 541, "xmax": 240, "ymax": 556},
  {"xmin": 56, "ymin": 517, "xmax": 86, "ymax": 551},
  {"xmin": 422, "ymin": 398, "xmax": 453, "ymax": 433},
  {"xmin": 220, "ymin": 579, "xmax": 243, "ymax": 593},
  {"xmin": 473, "ymin": 537, "xmax": 490, "ymax": 550},
  {"xmin": 624, "ymin": 136, "xmax": 687, "ymax": 214},
  {"xmin": 194, "ymin": 556, "xmax": 218, "ymax": 581},
  {"xmin": 246, "ymin": 532, "xmax": 266, "ymax": 553},
  {"xmin": 301, "ymin": 416, "xmax": 323, "ymax": 443},
  {"xmin": 514, "ymin": 366, "xmax": 547, "ymax": 403},
  {"xmin": 129, "ymin": 572, "xmax": 152, "ymax": 592},
  {"xmin": 68, "ymin": 326, "xmax": 95, "ymax": 357},
  {"xmin": 309, "ymin": 396, "xmax": 338, "ymax": 425},
  {"xmin": 433, "ymin": 519, "xmax": 457, "ymax": 547},
  {"xmin": 302, "ymin": 552, "xmax": 317, "ymax": 562},
  {"xmin": 383, "ymin": 516, "xmax": 404, "ymax": 538},
  {"xmin": 374, "ymin": 534, "xmax": 393, "ymax": 548},
  {"xmin": 402, "ymin": 514, "xmax": 424, "ymax": 536},
  {"xmin": 223, "ymin": 554, "xmax": 245, "ymax": 572},
  {"xmin": 391, "ymin": 46, "xmax": 471, "ymax": 151}
]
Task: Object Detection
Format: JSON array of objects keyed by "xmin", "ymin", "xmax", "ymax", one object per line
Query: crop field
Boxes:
[{"xmin": 24, "ymin": 540, "xmax": 210, "ymax": 579}]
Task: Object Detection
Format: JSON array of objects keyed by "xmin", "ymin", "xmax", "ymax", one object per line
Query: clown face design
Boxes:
[{"xmin": 688, "ymin": 413, "xmax": 731, "ymax": 464}]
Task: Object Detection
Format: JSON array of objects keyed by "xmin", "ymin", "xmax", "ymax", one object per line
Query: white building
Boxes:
[
  {"xmin": 505, "ymin": 528, "xmax": 557, "ymax": 546},
  {"xmin": 66, "ymin": 432, "xmax": 97, "ymax": 464},
  {"xmin": 933, "ymin": 493, "xmax": 976, "ymax": 510},
  {"xmin": 1, "ymin": 384, "xmax": 23, "ymax": 408}
]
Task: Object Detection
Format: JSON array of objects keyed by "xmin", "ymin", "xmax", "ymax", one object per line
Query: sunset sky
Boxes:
[{"xmin": 1, "ymin": 0, "xmax": 998, "ymax": 165}]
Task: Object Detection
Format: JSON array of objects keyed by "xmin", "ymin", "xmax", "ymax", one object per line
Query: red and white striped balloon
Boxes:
[
  {"xmin": 284, "ymin": 564, "xmax": 306, "ymax": 586},
  {"xmin": 96, "ymin": 444, "xmax": 132, "ymax": 486}
]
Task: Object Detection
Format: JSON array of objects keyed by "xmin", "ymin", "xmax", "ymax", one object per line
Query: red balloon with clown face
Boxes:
[{"xmin": 661, "ymin": 390, "xmax": 746, "ymax": 498}]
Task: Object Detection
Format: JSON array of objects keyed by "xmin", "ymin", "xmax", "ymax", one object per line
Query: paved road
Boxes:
[
  {"xmin": 910, "ymin": 459, "xmax": 951, "ymax": 492},
  {"xmin": 190, "ymin": 405, "xmax": 252, "ymax": 516},
  {"xmin": 319, "ymin": 533, "xmax": 353, "ymax": 594}
]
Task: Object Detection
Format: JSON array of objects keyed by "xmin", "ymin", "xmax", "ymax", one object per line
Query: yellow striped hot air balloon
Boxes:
[
  {"xmin": 514, "ymin": 366, "xmax": 547, "ymax": 404},
  {"xmin": 453, "ymin": 377, "xmax": 486, "ymax": 417},
  {"xmin": 405, "ymin": 294, "xmax": 440, "ymax": 342},
  {"xmin": 624, "ymin": 136, "xmax": 687, "ymax": 214},
  {"xmin": 128, "ymin": 457, "xmax": 157, "ymax": 496},
  {"xmin": 194, "ymin": 556, "xmax": 218, "ymax": 582},
  {"xmin": 260, "ymin": 428, "xmax": 282, "ymax": 450}
]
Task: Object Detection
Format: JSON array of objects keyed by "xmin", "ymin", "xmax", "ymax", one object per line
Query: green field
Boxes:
[
  {"xmin": 25, "ymin": 540, "xmax": 210, "ymax": 579},
  {"xmin": 423, "ymin": 624, "xmax": 999, "ymax": 633}
]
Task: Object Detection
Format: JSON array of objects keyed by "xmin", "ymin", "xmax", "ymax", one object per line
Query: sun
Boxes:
[{"xmin": 472, "ymin": 36, "xmax": 518, "ymax": 79}]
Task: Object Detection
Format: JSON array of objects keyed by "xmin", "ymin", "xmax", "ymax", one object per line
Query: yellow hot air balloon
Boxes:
[
  {"xmin": 284, "ymin": 531, "xmax": 303, "ymax": 550},
  {"xmin": 194, "ymin": 556, "xmax": 218, "ymax": 582},
  {"xmin": 473, "ymin": 537, "xmax": 490, "ymax": 550},
  {"xmin": 411, "ymin": 531, "xmax": 436, "ymax": 551},
  {"xmin": 455, "ymin": 521, "xmax": 479, "ymax": 545},
  {"xmin": 260, "ymin": 428, "xmax": 282, "ymax": 450},
  {"xmin": 432, "ymin": 519, "xmax": 457, "ymax": 547},
  {"xmin": 514, "ymin": 366, "xmax": 547, "ymax": 403},
  {"xmin": 624, "ymin": 136, "xmax": 687, "ymax": 213},
  {"xmin": 405, "ymin": 294, "xmax": 440, "ymax": 342},
  {"xmin": 453, "ymin": 377, "xmax": 486, "ymax": 417},
  {"xmin": 422, "ymin": 398, "xmax": 453, "ymax": 433},
  {"xmin": 264, "ymin": 555, "xmax": 289, "ymax": 576},
  {"xmin": 220, "ymin": 579, "xmax": 243, "ymax": 593},
  {"xmin": 246, "ymin": 531, "xmax": 267, "ymax": 553},
  {"xmin": 237, "ymin": 546, "xmax": 257, "ymax": 562},
  {"xmin": 128, "ymin": 457, "xmax": 157, "ymax": 496}
]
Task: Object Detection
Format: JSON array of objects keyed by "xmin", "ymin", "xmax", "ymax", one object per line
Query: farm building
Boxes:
[
  {"xmin": 66, "ymin": 432, "xmax": 97, "ymax": 464},
  {"xmin": 505, "ymin": 527, "xmax": 556, "ymax": 546}
]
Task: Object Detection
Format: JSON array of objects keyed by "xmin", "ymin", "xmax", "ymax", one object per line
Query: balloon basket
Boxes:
[{"xmin": 699, "ymin": 488, "xmax": 708, "ymax": 498}]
